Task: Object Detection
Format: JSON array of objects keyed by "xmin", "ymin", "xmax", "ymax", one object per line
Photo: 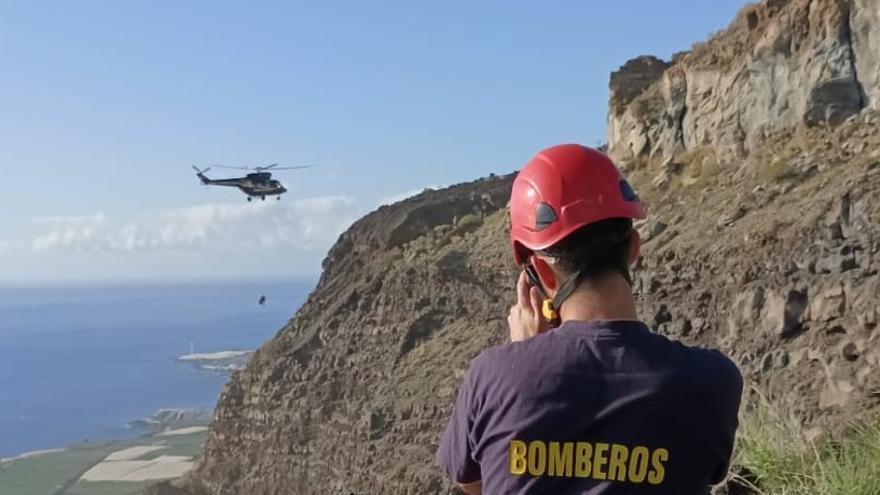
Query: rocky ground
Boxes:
[
  {"xmin": 159, "ymin": 1, "xmax": 880, "ymax": 493},
  {"xmin": 625, "ymin": 113, "xmax": 880, "ymax": 429}
]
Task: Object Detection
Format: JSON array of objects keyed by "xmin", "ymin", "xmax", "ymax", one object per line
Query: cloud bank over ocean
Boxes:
[
  {"xmin": 29, "ymin": 198, "xmax": 359, "ymax": 254},
  {"xmin": 0, "ymin": 187, "xmax": 435, "ymax": 283},
  {"xmin": 1, "ymin": 196, "xmax": 358, "ymax": 282}
]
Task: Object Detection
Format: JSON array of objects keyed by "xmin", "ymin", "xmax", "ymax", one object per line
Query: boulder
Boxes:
[
  {"xmin": 717, "ymin": 206, "xmax": 747, "ymax": 227},
  {"xmin": 816, "ymin": 253, "xmax": 858, "ymax": 273},
  {"xmin": 819, "ymin": 379, "xmax": 854, "ymax": 410},
  {"xmin": 804, "ymin": 78, "xmax": 863, "ymax": 127},
  {"xmin": 809, "ymin": 284, "xmax": 846, "ymax": 322},
  {"xmin": 653, "ymin": 305, "xmax": 673, "ymax": 330},
  {"xmin": 727, "ymin": 288, "xmax": 765, "ymax": 339},
  {"xmin": 841, "ymin": 341, "xmax": 861, "ymax": 361},
  {"xmin": 851, "ymin": 0, "xmax": 880, "ymax": 111},
  {"xmin": 691, "ymin": 317, "xmax": 709, "ymax": 336},
  {"xmin": 760, "ymin": 289, "xmax": 808, "ymax": 338},
  {"xmin": 858, "ymin": 309, "xmax": 878, "ymax": 330},
  {"xmin": 639, "ymin": 220, "xmax": 668, "ymax": 243}
]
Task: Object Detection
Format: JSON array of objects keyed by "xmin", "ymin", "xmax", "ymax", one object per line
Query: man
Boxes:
[{"xmin": 437, "ymin": 144, "xmax": 742, "ymax": 494}]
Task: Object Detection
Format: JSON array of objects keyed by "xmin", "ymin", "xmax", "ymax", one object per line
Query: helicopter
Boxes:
[{"xmin": 192, "ymin": 164, "xmax": 312, "ymax": 201}]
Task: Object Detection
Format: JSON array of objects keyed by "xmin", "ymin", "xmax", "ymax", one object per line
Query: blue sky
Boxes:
[{"xmin": 0, "ymin": 0, "xmax": 746, "ymax": 283}]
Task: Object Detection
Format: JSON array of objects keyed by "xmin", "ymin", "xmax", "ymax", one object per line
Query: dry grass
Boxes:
[
  {"xmin": 680, "ymin": 146, "xmax": 722, "ymax": 185},
  {"xmin": 758, "ymin": 157, "xmax": 799, "ymax": 183},
  {"xmin": 733, "ymin": 391, "xmax": 880, "ymax": 495}
]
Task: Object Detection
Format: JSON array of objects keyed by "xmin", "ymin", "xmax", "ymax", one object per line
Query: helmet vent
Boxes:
[
  {"xmin": 534, "ymin": 202, "xmax": 558, "ymax": 231},
  {"xmin": 619, "ymin": 180, "xmax": 639, "ymax": 202}
]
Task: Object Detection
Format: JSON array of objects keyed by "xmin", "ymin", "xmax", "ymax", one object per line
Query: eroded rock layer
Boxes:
[{"xmin": 608, "ymin": 0, "xmax": 880, "ymax": 165}]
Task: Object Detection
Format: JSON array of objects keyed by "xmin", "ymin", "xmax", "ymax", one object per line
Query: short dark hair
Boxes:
[{"xmin": 539, "ymin": 218, "xmax": 634, "ymax": 283}]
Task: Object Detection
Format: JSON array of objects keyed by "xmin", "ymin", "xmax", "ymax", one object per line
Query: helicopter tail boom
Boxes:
[
  {"xmin": 192, "ymin": 166, "xmax": 249, "ymax": 187},
  {"xmin": 193, "ymin": 166, "xmax": 240, "ymax": 186}
]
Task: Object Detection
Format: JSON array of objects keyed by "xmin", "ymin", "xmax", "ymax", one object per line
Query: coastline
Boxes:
[
  {"xmin": 0, "ymin": 279, "xmax": 307, "ymax": 494},
  {"xmin": 0, "ymin": 448, "xmax": 67, "ymax": 465},
  {"xmin": 0, "ymin": 349, "xmax": 246, "ymax": 490},
  {"xmin": 0, "ymin": 350, "xmax": 237, "ymax": 493},
  {"xmin": 176, "ymin": 350, "xmax": 253, "ymax": 373}
]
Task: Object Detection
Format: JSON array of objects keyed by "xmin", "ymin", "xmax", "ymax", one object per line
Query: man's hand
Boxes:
[
  {"xmin": 508, "ymin": 271, "xmax": 550, "ymax": 342},
  {"xmin": 456, "ymin": 480, "xmax": 482, "ymax": 495}
]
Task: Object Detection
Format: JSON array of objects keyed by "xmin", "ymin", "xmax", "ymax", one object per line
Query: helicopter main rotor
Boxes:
[{"xmin": 205, "ymin": 163, "xmax": 312, "ymax": 172}]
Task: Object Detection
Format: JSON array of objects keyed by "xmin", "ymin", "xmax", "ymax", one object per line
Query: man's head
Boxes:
[
  {"xmin": 536, "ymin": 217, "xmax": 640, "ymax": 287},
  {"xmin": 509, "ymin": 144, "xmax": 645, "ymax": 317}
]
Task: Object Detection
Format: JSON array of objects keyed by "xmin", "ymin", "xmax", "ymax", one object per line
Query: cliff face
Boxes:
[
  {"xmin": 181, "ymin": 123, "xmax": 880, "ymax": 495},
  {"xmin": 177, "ymin": 1, "xmax": 880, "ymax": 494},
  {"xmin": 185, "ymin": 177, "xmax": 519, "ymax": 494},
  {"xmin": 608, "ymin": 0, "xmax": 880, "ymax": 165}
]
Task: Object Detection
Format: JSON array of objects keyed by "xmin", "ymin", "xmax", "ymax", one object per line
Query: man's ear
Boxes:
[
  {"xmin": 628, "ymin": 229, "xmax": 641, "ymax": 265},
  {"xmin": 532, "ymin": 256, "xmax": 557, "ymax": 291}
]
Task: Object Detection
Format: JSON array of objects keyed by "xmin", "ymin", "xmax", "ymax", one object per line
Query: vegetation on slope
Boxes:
[{"xmin": 732, "ymin": 391, "xmax": 880, "ymax": 495}]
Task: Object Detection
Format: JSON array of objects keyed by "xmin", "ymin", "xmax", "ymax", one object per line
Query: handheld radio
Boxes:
[{"xmin": 523, "ymin": 263, "xmax": 560, "ymax": 326}]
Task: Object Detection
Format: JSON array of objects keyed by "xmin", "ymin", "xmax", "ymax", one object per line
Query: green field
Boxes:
[{"xmin": 0, "ymin": 431, "xmax": 206, "ymax": 495}]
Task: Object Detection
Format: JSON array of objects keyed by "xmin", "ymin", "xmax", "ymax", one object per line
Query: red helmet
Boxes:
[{"xmin": 509, "ymin": 144, "xmax": 646, "ymax": 265}]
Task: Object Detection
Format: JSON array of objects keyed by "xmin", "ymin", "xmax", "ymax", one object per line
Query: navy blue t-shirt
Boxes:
[{"xmin": 437, "ymin": 320, "xmax": 743, "ymax": 494}]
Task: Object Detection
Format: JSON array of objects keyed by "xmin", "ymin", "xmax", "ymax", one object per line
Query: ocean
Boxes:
[{"xmin": 0, "ymin": 279, "xmax": 313, "ymax": 458}]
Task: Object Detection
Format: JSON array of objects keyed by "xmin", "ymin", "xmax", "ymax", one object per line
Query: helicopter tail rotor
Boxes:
[{"xmin": 192, "ymin": 166, "xmax": 211, "ymax": 184}]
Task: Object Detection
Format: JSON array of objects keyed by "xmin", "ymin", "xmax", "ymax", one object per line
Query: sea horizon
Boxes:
[{"xmin": 0, "ymin": 278, "xmax": 314, "ymax": 458}]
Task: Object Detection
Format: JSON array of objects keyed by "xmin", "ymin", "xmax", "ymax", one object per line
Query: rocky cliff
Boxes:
[
  {"xmin": 184, "ymin": 177, "xmax": 519, "ymax": 494},
  {"xmin": 608, "ymin": 0, "xmax": 880, "ymax": 165},
  {"xmin": 176, "ymin": 1, "xmax": 880, "ymax": 494}
]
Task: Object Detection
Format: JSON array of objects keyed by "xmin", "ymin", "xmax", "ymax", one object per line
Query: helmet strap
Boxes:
[
  {"xmin": 551, "ymin": 269, "xmax": 585, "ymax": 319},
  {"xmin": 550, "ymin": 266, "xmax": 634, "ymax": 323}
]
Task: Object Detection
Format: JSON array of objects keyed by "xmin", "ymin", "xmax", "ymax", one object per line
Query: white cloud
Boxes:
[
  {"xmin": 2, "ymin": 185, "xmax": 442, "ymax": 282},
  {"xmin": 30, "ymin": 197, "xmax": 360, "ymax": 254},
  {"xmin": 32, "ymin": 213, "xmax": 108, "ymax": 252},
  {"xmin": 35, "ymin": 213, "xmax": 108, "ymax": 225}
]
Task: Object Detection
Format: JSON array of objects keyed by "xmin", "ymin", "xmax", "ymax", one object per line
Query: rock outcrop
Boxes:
[{"xmin": 608, "ymin": 0, "xmax": 880, "ymax": 165}]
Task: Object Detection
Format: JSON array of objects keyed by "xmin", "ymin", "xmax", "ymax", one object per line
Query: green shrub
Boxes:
[
  {"xmin": 733, "ymin": 391, "xmax": 880, "ymax": 495},
  {"xmin": 455, "ymin": 214, "xmax": 483, "ymax": 235}
]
